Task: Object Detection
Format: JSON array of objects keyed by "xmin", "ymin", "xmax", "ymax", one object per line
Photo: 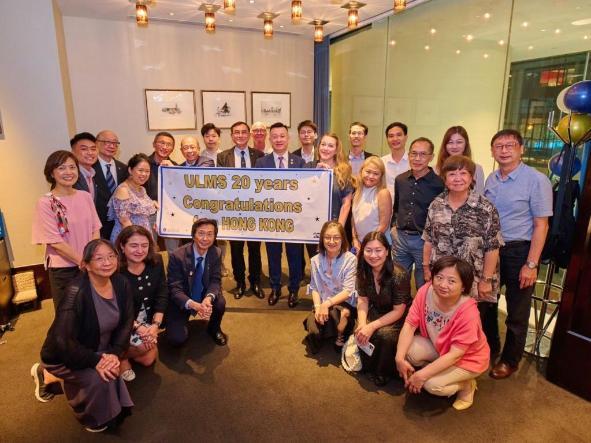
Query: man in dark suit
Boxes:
[
  {"xmin": 93, "ymin": 130, "xmax": 129, "ymax": 240},
  {"xmin": 179, "ymin": 136, "xmax": 214, "ymax": 167},
  {"xmin": 255, "ymin": 122, "xmax": 306, "ymax": 308},
  {"xmin": 348, "ymin": 121, "xmax": 376, "ymax": 176},
  {"xmin": 166, "ymin": 218, "xmax": 227, "ymax": 347},
  {"xmin": 145, "ymin": 131, "xmax": 178, "ymax": 201},
  {"xmin": 292, "ymin": 120, "xmax": 318, "ymax": 164},
  {"xmin": 218, "ymin": 121, "xmax": 265, "ymax": 300},
  {"xmin": 70, "ymin": 132, "xmax": 99, "ymax": 199}
]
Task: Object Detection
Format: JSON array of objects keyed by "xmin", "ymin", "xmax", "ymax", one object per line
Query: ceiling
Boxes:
[{"xmin": 56, "ymin": 0, "xmax": 425, "ymax": 38}]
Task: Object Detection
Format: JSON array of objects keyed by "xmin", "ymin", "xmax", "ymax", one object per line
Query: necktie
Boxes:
[
  {"xmin": 191, "ymin": 257, "xmax": 204, "ymax": 302},
  {"xmin": 105, "ymin": 164, "xmax": 116, "ymax": 194},
  {"xmin": 278, "ymin": 156, "xmax": 285, "ymax": 168},
  {"xmin": 240, "ymin": 150, "xmax": 246, "ymax": 168},
  {"xmin": 86, "ymin": 176, "xmax": 95, "ymax": 199}
]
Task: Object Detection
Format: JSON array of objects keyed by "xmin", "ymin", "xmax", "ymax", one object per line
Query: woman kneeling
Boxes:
[
  {"xmin": 395, "ymin": 256, "xmax": 489, "ymax": 410},
  {"xmin": 304, "ymin": 221, "xmax": 357, "ymax": 353}
]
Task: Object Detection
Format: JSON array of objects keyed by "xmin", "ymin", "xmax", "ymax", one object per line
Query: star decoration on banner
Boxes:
[{"xmin": 315, "ymin": 217, "xmax": 320, "ymax": 222}]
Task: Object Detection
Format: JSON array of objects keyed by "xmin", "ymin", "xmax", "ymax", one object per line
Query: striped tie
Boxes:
[{"xmin": 105, "ymin": 164, "xmax": 116, "ymax": 193}]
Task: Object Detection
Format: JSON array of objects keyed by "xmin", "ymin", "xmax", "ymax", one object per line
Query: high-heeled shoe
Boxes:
[{"xmin": 452, "ymin": 379, "xmax": 477, "ymax": 411}]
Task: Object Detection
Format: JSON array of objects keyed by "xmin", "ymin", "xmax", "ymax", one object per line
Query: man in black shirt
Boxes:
[{"xmin": 392, "ymin": 137, "xmax": 444, "ymax": 289}]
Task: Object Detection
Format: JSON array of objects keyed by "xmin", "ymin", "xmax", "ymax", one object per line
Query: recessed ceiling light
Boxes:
[
  {"xmin": 465, "ymin": 34, "xmax": 474, "ymax": 41},
  {"xmin": 430, "ymin": 28, "xmax": 436, "ymax": 34},
  {"xmin": 249, "ymin": 0, "xmax": 255, "ymax": 3},
  {"xmin": 555, "ymin": 28, "xmax": 561, "ymax": 34},
  {"xmin": 280, "ymin": 25, "xmax": 284, "ymax": 28},
  {"xmin": 540, "ymin": 29, "xmax": 546, "ymax": 32},
  {"xmin": 483, "ymin": 53, "xmax": 489, "ymax": 59},
  {"xmin": 572, "ymin": 18, "xmax": 591, "ymax": 26},
  {"xmin": 528, "ymin": 45, "xmax": 534, "ymax": 50},
  {"xmin": 424, "ymin": 45, "xmax": 430, "ymax": 50},
  {"xmin": 169, "ymin": 12, "xmax": 174, "ymax": 16},
  {"xmin": 521, "ymin": 21, "xmax": 529, "ymax": 27},
  {"xmin": 456, "ymin": 49, "xmax": 461, "ymax": 54},
  {"xmin": 584, "ymin": 35, "xmax": 589, "ymax": 40},
  {"xmin": 498, "ymin": 39, "xmax": 505, "ymax": 45},
  {"xmin": 229, "ymin": 19, "xmax": 233, "ymax": 22},
  {"xmin": 484, "ymin": 12, "xmax": 491, "ymax": 19},
  {"xmin": 389, "ymin": 40, "xmax": 396, "ymax": 46}
]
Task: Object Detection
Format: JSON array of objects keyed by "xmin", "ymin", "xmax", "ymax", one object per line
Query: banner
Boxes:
[{"xmin": 158, "ymin": 166, "xmax": 333, "ymax": 243}]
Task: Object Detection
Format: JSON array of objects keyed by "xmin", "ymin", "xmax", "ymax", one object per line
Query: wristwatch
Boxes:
[{"xmin": 526, "ymin": 260, "xmax": 538, "ymax": 269}]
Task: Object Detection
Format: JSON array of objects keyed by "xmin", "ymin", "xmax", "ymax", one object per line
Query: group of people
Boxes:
[{"xmin": 29, "ymin": 118, "xmax": 553, "ymax": 431}]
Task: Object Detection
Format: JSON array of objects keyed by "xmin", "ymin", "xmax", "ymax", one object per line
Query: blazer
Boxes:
[
  {"xmin": 168, "ymin": 242, "xmax": 222, "ymax": 311},
  {"xmin": 144, "ymin": 152, "xmax": 178, "ymax": 201},
  {"xmin": 217, "ymin": 146, "xmax": 264, "ymax": 168},
  {"xmin": 293, "ymin": 147, "xmax": 318, "ymax": 162},
  {"xmin": 254, "ymin": 152, "xmax": 306, "ymax": 169},
  {"xmin": 180, "ymin": 156, "xmax": 215, "ymax": 168},
  {"xmin": 93, "ymin": 159, "xmax": 128, "ymax": 237},
  {"xmin": 40, "ymin": 273, "xmax": 135, "ymax": 370}
]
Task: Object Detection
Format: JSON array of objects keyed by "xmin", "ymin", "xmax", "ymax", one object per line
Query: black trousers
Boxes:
[
  {"xmin": 165, "ymin": 294, "xmax": 226, "ymax": 347},
  {"xmin": 229, "ymin": 240, "xmax": 261, "ymax": 286},
  {"xmin": 481, "ymin": 241, "xmax": 534, "ymax": 367},
  {"xmin": 48, "ymin": 267, "xmax": 80, "ymax": 312}
]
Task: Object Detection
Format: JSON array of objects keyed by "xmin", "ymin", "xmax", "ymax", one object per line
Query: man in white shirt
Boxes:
[
  {"xmin": 293, "ymin": 120, "xmax": 318, "ymax": 164},
  {"xmin": 381, "ymin": 122, "xmax": 410, "ymax": 199}
]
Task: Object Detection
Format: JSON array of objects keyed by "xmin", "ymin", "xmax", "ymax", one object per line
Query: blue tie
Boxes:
[
  {"xmin": 105, "ymin": 164, "xmax": 116, "ymax": 194},
  {"xmin": 191, "ymin": 256, "xmax": 204, "ymax": 302},
  {"xmin": 240, "ymin": 150, "xmax": 246, "ymax": 168}
]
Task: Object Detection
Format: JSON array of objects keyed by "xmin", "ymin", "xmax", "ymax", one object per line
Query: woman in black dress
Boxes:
[
  {"xmin": 355, "ymin": 231, "xmax": 411, "ymax": 386},
  {"xmin": 115, "ymin": 225, "xmax": 168, "ymax": 381},
  {"xmin": 33, "ymin": 239, "xmax": 134, "ymax": 432}
]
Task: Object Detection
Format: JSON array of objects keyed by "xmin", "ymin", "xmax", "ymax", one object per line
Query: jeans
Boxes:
[{"xmin": 392, "ymin": 230, "xmax": 425, "ymax": 289}]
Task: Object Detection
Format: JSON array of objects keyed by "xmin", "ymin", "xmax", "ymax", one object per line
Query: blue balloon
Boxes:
[
  {"xmin": 564, "ymin": 80, "xmax": 591, "ymax": 114},
  {"xmin": 549, "ymin": 152, "xmax": 582, "ymax": 177}
]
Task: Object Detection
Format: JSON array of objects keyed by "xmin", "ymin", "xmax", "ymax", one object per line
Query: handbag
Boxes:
[{"xmin": 341, "ymin": 335, "xmax": 362, "ymax": 372}]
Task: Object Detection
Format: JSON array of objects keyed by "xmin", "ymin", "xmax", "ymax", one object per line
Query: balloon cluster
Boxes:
[{"xmin": 554, "ymin": 80, "xmax": 591, "ymax": 146}]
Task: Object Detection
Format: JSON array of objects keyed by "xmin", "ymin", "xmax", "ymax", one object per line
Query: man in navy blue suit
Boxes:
[
  {"xmin": 166, "ymin": 218, "xmax": 227, "ymax": 346},
  {"xmin": 255, "ymin": 122, "xmax": 305, "ymax": 308}
]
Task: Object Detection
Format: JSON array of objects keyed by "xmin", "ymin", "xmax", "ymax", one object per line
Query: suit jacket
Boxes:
[
  {"xmin": 144, "ymin": 152, "xmax": 178, "ymax": 201},
  {"xmin": 93, "ymin": 159, "xmax": 128, "ymax": 239},
  {"xmin": 254, "ymin": 152, "xmax": 306, "ymax": 169},
  {"xmin": 217, "ymin": 146, "xmax": 264, "ymax": 168},
  {"xmin": 293, "ymin": 147, "xmax": 318, "ymax": 162},
  {"xmin": 168, "ymin": 243, "xmax": 222, "ymax": 311},
  {"xmin": 180, "ymin": 156, "xmax": 215, "ymax": 168}
]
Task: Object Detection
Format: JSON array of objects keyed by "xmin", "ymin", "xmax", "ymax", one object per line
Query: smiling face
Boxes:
[
  {"xmin": 121, "ymin": 233, "xmax": 150, "ymax": 265},
  {"xmin": 363, "ymin": 239, "xmax": 389, "ymax": 271},
  {"xmin": 153, "ymin": 135, "xmax": 175, "ymax": 161},
  {"xmin": 193, "ymin": 223, "xmax": 216, "ymax": 255},
  {"xmin": 386, "ymin": 126, "xmax": 408, "ymax": 154},
  {"xmin": 231, "ymin": 124, "xmax": 250, "ymax": 149},
  {"xmin": 299, "ymin": 125, "xmax": 317, "ymax": 147},
  {"xmin": 203, "ymin": 129, "xmax": 220, "ymax": 152},
  {"xmin": 349, "ymin": 125, "xmax": 366, "ymax": 152},
  {"xmin": 180, "ymin": 136, "xmax": 200, "ymax": 163},
  {"xmin": 251, "ymin": 124, "xmax": 267, "ymax": 147},
  {"xmin": 361, "ymin": 163, "xmax": 383, "ymax": 188},
  {"xmin": 322, "ymin": 226, "xmax": 343, "ymax": 258},
  {"xmin": 128, "ymin": 160, "xmax": 151, "ymax": 186},
  {"xmin": 85, "ymin": 243, "xmax": 118, "ymax": 279},
  {"xmin": 432, "ymin": 265, "xmax": 464, "ymax": 304},
  {"xmin": 445, "ymin": 168, "xmax": 472, "ymax": 194},
  {"xmin": 318, "ymin": 135, "xmax": 337, "ymax": 163},
  {"xmin": 96, "ymin": 130, "xmax": 120, "ymax": 161},
  {"xmin": 491, "ymin": 135, "xmax": 523, "ymax": 171},
  {"xmin": 446, "ymin": 133, "xmax": 467, "ymax": 156},
  {"xmin": 409, "ymin": 140, "xmax": 433, "ymax": 175},
  {"xmin": 71, "ymin": 139, "xmax": 98, "ymax": 170},
  {"xmin": 52, "ymin": 157, "xmax": 79, "ymax": 188},
  {"xmin": 270, "ymin": 127, "xmax": 289, "ymax": 155}
]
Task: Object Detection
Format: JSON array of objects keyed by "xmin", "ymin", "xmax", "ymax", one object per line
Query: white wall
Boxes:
[
  {"xmin": 0, "ymin": 0, "xmax": 73, "ymax": 267},
  {"xmin": 62, "ymin": 16, "xmax": 315, "ymax": 164}
]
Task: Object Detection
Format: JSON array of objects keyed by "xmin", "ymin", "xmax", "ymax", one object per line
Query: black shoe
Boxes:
[
  {"xmin": 268, "ymin": 288, "xmax": 281, "ymax": 306},
  {"xmin": 373, "ymin": 375, "xmax": 391, "ymax": 387},
  {"xmin": 209, "ymin": 330, "xmax": 227, "ymax": 346},
  {"xmin": 251, "ymin": 283, "xmax": 265, "ymax": 299},
  {"xmin": 234, "ymin": 282, "xmax": 246, "ymax": 299},
  {"xmin": 31, "ymin": 363, "xmax": 54, "ymax": 403},
  {"xmin": 288, "ymin": 290, "xmax": 299, "ymax": 308},
  {"xmin": 305, "ymin": 333, "xmax": 320, "ymax": 354}
]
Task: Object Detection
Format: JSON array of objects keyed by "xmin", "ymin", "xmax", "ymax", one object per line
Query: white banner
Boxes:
[{"xmin": 157, "ymin": 166, "xmax": 333, "ymax": 243}]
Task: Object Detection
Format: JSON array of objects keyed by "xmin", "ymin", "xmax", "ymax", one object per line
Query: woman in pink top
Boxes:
[
  {"xmin": 395, "ymin": 256, "xmax": 489, "ymax": 411},
  {"xmin": 32, "ymin": 150, "xmax": 101, "ymax": 311}
]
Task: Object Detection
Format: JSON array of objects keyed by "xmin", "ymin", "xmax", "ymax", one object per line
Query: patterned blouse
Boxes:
[
  {"xmin": 108, "ymin": 183, "xmax": 157, "ymax": 243},
  {"xmin": 422, "ymin": 190, "xmax": 504, "ymax": 303}
]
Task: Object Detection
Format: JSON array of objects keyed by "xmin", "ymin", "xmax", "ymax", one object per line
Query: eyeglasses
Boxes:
[
  {"xmin": 97, "ymin": 139, "xmax": 120, "ymax": 146},
  {"xmin": 233, "ymin": 130, "xmax": 249, "ymax": 136},
  {"xmin": 91, "ymin": 254, "xmax": 118, "ymax": 263},
  {"xmin": 195, "ymin": 231, "xmax": 215, "ymax": 239},
  {"xmin": 409, "ymin": 151, "xmax": 431, "ymax": 158},
  {"xmin": 492, "ymin": 142, "xmax": 519, "ymax": 151},
  {"xmin": 181, "ymin": 145, "xmax": 198, "ymax": 150},
  {"xmin": 324, "ymin": 236, "xmax": 342, "ymax": 242},
  {"xmin": 156, "ymin": 141, "xmax": 174, "ymax": 148},
  {"xmin": 252, "ymin": 129, "xmax": 266, "ymax": 134},
  {"xmin": 350, "ymin": 131, "xmax": 365, "ymax": 136}
]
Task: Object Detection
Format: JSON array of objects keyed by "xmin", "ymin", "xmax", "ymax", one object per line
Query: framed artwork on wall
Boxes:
[
  {"xmin": 201, "ymin": 90, "xmax": 247, "ymax": 129},
  {"xmin": 251, "ymin": 92, "xmax": 291, "ymax": 127},
  {"xmin": 145, "ymin": 89, "xmax": 196, "ymax": 131}
]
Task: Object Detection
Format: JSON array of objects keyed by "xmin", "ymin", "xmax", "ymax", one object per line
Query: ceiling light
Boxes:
[
  {"xmin": 291, "ymin": 1, "xmax": 303, "ymax": 24},
  {"xmin": 342, "ymin": 2, "xmax": 365, "ymax": 29},
  {"xmin": 585, "ymin": 35, "xmax": 589, "ymax": 40},
  {"xmin": 223, "ymin": 0, "xmax": 236, "ymax": 12},
  {"xmin": 465, "ymin": 34, "xmax": 473, "ymax": 41},
  {"xmin": 430, "ymin": 28, "xmax": 436, "ymax": 35},
  {"xmin": 169, "ymin": 12, "xmax": 174, "ymax": 16},
  {"xmin": 310, "ymin": 19, "xmax": 328, "ymax": 43},
  {"xmin": 393, "ymin": 0, "xmax": 406, "ymax": 13},
  {"xmin": 424, "ymin": 45, "xmax": 430, "ymax": 50},
  {"xmin": 136, "ymin": 3, "xmax": 148, "ymax": 25},
  {"xmin": 521, "ymin": 21, "xmax": 529, "ymax": 27},
  {"xmin": 554, "ymin": 28, "xmax": 561, "ymax": 34},
  {"xmin": 528, "ymin": 45, "xmax": 534, "ymax": 50},
  {"xmin": 498, "ymin": 39, "xmax": 505, "ymax": 45},
  {"xmin": 483, "ymin": 53, "xmax": 489, "ymax": 59},
  {"xmin": 258, "ymin": 12, "xmax": 278, "ymax": 38},
  {"xmin": 456, "ymin": 49, "xmax": 461, "ymax": 54},
  {"xmin": 199, "ymin": 4, "xmax": 221, "ymax": 33},
  {"xmin": 389, "ymin": 40, "xmax": 396, "ymax": 46},
  {"xmin": 572, "ymin": 18, "xmax": 591, "ymax": 26},
  {"xmin": 483, "ymin": 12, "xmax": 491, "ymax": 19}
]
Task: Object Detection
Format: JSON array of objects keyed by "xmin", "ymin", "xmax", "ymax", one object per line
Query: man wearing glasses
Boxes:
[
  {"xmin": 293, "ymin": 120, "xmax": 318, "ymax": 164},
  {"xmin": 391, "ymin": 137, "xmax": 444, "ymax": 290},
  {"xmin": 484, "ymin": 129, "xmax": 552, "ymax": 380},
  {"xmin": 145, "ymin": 131, "xmax": 177, "ymax": 201},
  {"xmin": 93, "ymin": 130, "xmax": 128, "ymax": 240},
  {"xmin": 251, "ymin": 121, "xmax": 271, "ymax": 154}
]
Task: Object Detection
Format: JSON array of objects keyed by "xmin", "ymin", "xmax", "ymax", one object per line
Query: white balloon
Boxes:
[{"xmin": 556, "ymin": 86, "xmax": 571, "ymax": 114}]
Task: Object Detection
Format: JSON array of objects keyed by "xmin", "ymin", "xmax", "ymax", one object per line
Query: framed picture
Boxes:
[
  {"xmin": 251, "ymin": 92, "xmax": 291, "ymax": 127},
  {"xmin": 145, "ymin": 89, "xmax": 196, "ymax": 131},
  {"xmin": 201, "ymin": 90, "xmax": 247, "ymax": 129}
]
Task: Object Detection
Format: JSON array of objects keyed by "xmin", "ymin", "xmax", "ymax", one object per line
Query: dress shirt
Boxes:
[
  {"xmin": 98, "ymin": 157, "xmax": 118, "ymax": 184},
  {"xmin": 201, "ymin": 149, "xmax": 219, "ymax": 166},
  {"xmin": 393, "ymin": 168, "xmax": 444, "ymax": 233},
  {"xmin": 233, "ymin": 146, "xmax": 251, "ymax": 168},
  {"xmin": 484, "ymin": 162, "xmax": 553, "ymax": 242},
  {"xmin": 381, "ymin": 152, "xmax": 410, "ymax": 199},
  {"xmin": 79, "ymin": 166, "xmax": 96, "ymax": 199},
  {"xmin": 272, "ymin": 152, "xmax": 288, "ymax": 168},
  {"xmin": 299, "ymin": 147, "xmax": 315, "ymax": 164},
  {"xmin": 348, "ymin": 151, "xmax": 365, "ymax": 176}
]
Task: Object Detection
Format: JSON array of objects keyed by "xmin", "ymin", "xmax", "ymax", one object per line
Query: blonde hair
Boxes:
[
  {"xmin": 353, "ymin": 156, "xmax": 386, "ymax": 206},
  {"xmin": 320, "ymin": 133, "xmax": 352, "ymax": 190}
]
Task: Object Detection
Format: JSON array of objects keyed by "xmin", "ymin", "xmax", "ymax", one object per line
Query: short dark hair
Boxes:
[
  {"xmin": 44, "ymin": 150, "xmax": 79, "ymax": 189},
  {"xmin": 270, "ymin": 122, "xmax": 288, "ymax": 132},
  {"xmin": 297, "ymin": 120, "xmax": 317, "ymax": 133},
  {"xmin": 70, "ymin": 132, "xmax": 96, "ymax": 148},
  {"xmin": 317, "ymin": 221, "xmax": 349, "ymax": 257},
  {"xmin": 201, "ymin": 123, "xmax": 221, "ymax": 137},
  {"xmin": 154, "ymin": 131, "xmax": 175, "ymax": 147},
  {"xmin": 349, "ymin": 122, "xmax": 368, "ymax": 135},
  {"xmin": 115, "ymin": 225, "xmax": 158, "ymax": 269},
  {"xmin": 128, "ymin": 153, "xmax": 151, "ymax": 170},
  {"xmin": 81, "ymin": 239, "xmax": 118, "ymax": 266},
  {"xmin": 441, "ymin": 155, "xmax": 476, "ymax": 180},
  {"xmin": 385, "ymin": 122, "xmax": 408, "ymax": 136},
  {"xmin": 430, "ymin": 256, "xmax": 474, "ymax": 295},
  {"xmin": 491, "ymin": 129, "xmax": 523, "ymax": 147},
  {"xmin": 191, "ymin": 218, "xmax": 219, "ymax": 238},
  {"xmin": 410, "ymin": 137, "xmax": 435, "ymax": 154},
  {"xmin": 231, "ymin": 121, "xmax": 250, "ymax": 132}
]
